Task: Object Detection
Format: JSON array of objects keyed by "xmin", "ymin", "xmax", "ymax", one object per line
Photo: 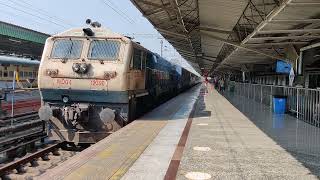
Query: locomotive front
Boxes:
[{"xmin": 38, "ymin": 26, "xmax": 131, "ymax": 144}]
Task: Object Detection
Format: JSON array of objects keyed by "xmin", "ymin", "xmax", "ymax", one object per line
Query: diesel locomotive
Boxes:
[{"xmin": 38, "ymin": 22, "xmax": 200, "ymax": 144}]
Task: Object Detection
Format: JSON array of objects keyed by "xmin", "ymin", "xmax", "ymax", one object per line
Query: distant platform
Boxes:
[
  {"xmin": 37, "ymin": 83, "xmax": 320, "ymax": 179},
  {"xmin": 1, "ymin": 90, "xmax": 40, "ymax": 117},
  {"xmin": 0, "ymin": 81, "xmax": 36, "ymax": 89}
]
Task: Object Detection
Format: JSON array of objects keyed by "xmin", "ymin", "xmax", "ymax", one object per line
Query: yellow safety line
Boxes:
[{"xmin": 109, "ymin": 123, "xmax": 166, "ymax": 180}]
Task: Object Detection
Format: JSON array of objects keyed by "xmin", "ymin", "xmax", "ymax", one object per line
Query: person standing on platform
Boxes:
[
  {"xmin": 214, "ymin": 77, "xmax": 218, "ymax": 89},
  {"xmin": 219, "ymin": 78, "xmax": 225, "ymax": 92}
]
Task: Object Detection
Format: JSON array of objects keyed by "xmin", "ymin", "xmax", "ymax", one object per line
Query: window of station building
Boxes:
[
  {"xmin": 9, "ymin": 71, "xmax": 14, "ymax": 77},
  {"xmin": 3, "ymin": 71, "xmax": 8, "ymax": 77},
  {"xmin": 19, "ymin": 71, "xmax": 23, "ymax": 78},
  {"xmin": 51, "ymin": 39, "xmax": 83, "ymax": 59},
  {"xmin": 88, "ymin": 40, "xmax": 121, "ymax": 60},
  {"xmin": 0, "ymin": 71, "xmax": 2, "ymax": 77}
]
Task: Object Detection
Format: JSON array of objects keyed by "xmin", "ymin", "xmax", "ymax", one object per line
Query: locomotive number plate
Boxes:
[
  {"xmin": 91, "ymin": 80, "xmax": 106, "ymax": 86},
  {"xmin": 56, "ymin": 78, "xmax": 72, "ymax": 86}
]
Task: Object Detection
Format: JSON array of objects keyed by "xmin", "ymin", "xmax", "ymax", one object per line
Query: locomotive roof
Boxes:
[
  {"xmin": 52, "ymin": 27, "xmax": 150, "ymax": 52},
  {"xmin": 52, "ymin": 27, "xmax": 128, "ymax": 41}
]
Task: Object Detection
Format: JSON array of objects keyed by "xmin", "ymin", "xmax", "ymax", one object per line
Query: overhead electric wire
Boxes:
[
  {"xmin": 0, "ymin": 8, "xmax": 57, "ymax": 32},
  {"xmin": 124, "ymin": 33, "xmax": 162, "ymax": 39},
  {"xmin": 107, "ymin": 0, "xmax": 135, "ymax": 23},
  {"xmin": 0, "ymin": 1, "xmax": 67, "ymax": 29},
  {"xmin": 3, "ymin": 0, "xmax": 69, "ymax": 28},
  {"xmin": 11, "ymin": 0, "xmax": 76, "ymax": 27},
  {"xmin": 100, "ymin": 0, "xmax": 134, "ymax": 24}
]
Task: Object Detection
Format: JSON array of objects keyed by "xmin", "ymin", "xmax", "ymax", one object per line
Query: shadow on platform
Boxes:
[
  {"xmin": 223, "ymin": 91, "xmax": 320, "ymax": 177},
  {"xmin": 138, "ymin": 85, "xmax": 210, "ymax": 121}
]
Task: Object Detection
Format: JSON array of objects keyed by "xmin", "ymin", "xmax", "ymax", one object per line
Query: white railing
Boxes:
[{"xmin": 229, "ymin": 82, "xmax": 320, "ymax": 127}]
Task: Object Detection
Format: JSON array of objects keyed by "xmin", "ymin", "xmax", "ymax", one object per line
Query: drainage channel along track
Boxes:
[{"xmin": 0, "ymin": 142, "xmax": 83, "ymax": 179}]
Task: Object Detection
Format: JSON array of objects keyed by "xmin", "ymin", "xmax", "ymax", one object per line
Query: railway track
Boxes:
[
  {"xmin": 0, "ymin": 141, "xmax": 82, "ymax": 180},
  {"xmin": 0, "ymin": 112, "xmax": 46, "ymax": 155},
  {"xmin": 0, "ymin": 112, "xmax": 39, "ymax": 127}
]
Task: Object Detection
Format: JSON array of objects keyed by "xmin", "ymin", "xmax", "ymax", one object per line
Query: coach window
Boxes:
[{"xmin": 132, "ymin": 48, "xmax": 142, "ymax": 70}]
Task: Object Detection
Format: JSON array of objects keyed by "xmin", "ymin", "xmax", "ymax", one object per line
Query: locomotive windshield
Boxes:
[
  {"xmin": 51, "ymin": 39, "xmax": 83, "ymax": 59},
  {"xmin": 88, "ymin": 40, "xmax": 120, "ymax": 60}
]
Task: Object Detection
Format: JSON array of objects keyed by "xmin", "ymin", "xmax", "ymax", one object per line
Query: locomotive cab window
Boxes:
[
  {"xmin": 132, "ymin": 48, "xmax": 146, "ymax": 70},
  {"xmin": 51, "ymin": 39, "xmax": 83, "ymax": 59},
  {"xmin": 88, "ymin": 40, "xmax": 121, "ymax": 60},
  {"xmin": 132, "ymin": 49, "xmax": 140, "ymax": 70}
]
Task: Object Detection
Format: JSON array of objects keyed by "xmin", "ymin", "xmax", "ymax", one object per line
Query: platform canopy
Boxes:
[
  {"xmin": 130, "ymin": 0, "xmax": 320, "ymax": 74},
  {"xmin": 0, "ymin": 21, "xmax": 50, "ymax": 60}
]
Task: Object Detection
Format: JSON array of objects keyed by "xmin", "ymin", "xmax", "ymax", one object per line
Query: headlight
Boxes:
[
  {"xmin": 104, "ymin": 71, "xmax": 117, "ymax": 80},
  {"xmin": 62, "ymin": 96, "xmax": 69, "ymax": 103},
  {"xmin": 79, "ymin": 63, "xmax": 88, "ymax": 73},
  {"xmin": 46, "ymin": 69, "xmax": 58, "ymax": 77},
  {"xmin": 72, "ymin": 63, "xmax": 80, "ymax": 73}
]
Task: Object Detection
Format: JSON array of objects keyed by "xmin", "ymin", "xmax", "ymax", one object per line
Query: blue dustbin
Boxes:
[{"xmin": 273, "ymin": 96, "xmax": 286, "ymax": 114}]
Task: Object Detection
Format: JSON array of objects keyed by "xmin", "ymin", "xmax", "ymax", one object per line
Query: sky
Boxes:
[{"xmin": 0, "ymin": 0, "xmax": 199, "ymax": 74}]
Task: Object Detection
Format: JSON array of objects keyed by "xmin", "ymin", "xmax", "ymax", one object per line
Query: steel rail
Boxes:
[
  {"xmin": 0, "ymin": 142, "xmax": 63, "ymax": 176},
  {"xmin": 0, "ymin": 111, "xmax": 38, "ymax": 121},
  {"xmin": 0, "ymin": 135, "xmax": 47, "ymax": 154},
  {"xmin": 0, "ymin": 119, "xmax": 43, "ymax": 134},
  {"xmin": 0, "ymin": 112, "xmax": 39, "ymax": 126}
]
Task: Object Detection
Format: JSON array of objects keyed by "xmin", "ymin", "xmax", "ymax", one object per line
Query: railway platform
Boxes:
[
  {"xmin": 1, "ymin": 90, "xmax": 40, "ymax": 117},
  {"xmin": 38, "ymin": 83, "xmax": 320, "ymax": 180}
]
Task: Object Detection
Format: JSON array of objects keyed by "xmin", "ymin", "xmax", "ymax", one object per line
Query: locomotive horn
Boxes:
[
  {"xmin": 91, "ymin": 21, "xmax": 101, "ymax": 28},
  {"xmin": 83, "ymin": 28, "xmax": 94, "ymax": 36},
  {"xmin": 86, "ymin": 19, "xmax": 92, "ymax": 25}
]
